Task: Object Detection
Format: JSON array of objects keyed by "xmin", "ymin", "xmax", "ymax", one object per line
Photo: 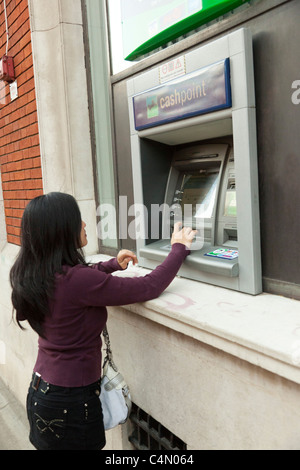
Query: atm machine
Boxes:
[
  {"xmin": 140, "ymin": 142, "xmax": 239, "ymax": 278},
  {"xmin": 127, "ymin": 29, "xmax": 262, "ymax": 295}
]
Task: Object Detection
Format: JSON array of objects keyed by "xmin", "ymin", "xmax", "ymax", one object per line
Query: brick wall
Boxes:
[{"xmin": 0, "ymin": 0, "xmax": 43, "ymax": 245}]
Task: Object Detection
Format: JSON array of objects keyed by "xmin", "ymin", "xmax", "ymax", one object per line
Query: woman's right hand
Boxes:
[{"xmin": 171, "ymin": 222, "xmax": 197, "ymax": 249}]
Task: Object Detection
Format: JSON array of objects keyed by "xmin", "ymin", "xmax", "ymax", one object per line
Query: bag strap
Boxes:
[{"xmin": 102, "ymin": 325, "xmax": 118, "ymax": 372}]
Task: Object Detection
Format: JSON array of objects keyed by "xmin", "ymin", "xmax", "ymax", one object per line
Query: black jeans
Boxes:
[{"xmin": 26, "ymin": 374, "xmax": 106, "ymax": 450}]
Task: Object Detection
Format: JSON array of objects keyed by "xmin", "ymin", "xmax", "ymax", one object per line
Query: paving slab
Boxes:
[{"xmin": 0, "ymin": 378, "xmax": 34, "ymax": 450}]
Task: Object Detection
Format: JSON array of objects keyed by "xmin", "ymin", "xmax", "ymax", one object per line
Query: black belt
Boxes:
[{"xmin": 31, "ymin": 372, "xmax": 101, "ymax": 395}]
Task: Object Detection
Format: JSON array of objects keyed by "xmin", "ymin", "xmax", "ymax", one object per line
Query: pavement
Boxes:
[{"xmin": 0, "ymin": 378, "xmax": 34, "ymax": 450}]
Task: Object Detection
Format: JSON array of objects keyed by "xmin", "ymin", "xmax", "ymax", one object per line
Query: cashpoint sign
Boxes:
[{"xmin": 133, "ymin": 58, "xmax": 231, "ymax": 130}]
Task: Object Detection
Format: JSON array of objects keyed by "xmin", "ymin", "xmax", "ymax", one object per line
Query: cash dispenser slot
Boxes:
[{"xmin": 139, "ymin": 143, "xmax": 239, "ymax": 278}]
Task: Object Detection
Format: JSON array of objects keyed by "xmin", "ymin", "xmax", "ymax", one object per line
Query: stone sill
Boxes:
[{"xmin": 88, "ymin": 254, "xmax": 300, "ymax": 386}]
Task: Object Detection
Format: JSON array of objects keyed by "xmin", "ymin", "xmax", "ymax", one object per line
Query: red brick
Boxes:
[
  {"xmin": 20, "ymin": 159, "xmax": 32, "ymax": 170},
  {"xmin": 7, "ymin": 234, "xmax": 21, "ymax": 245},
  {"xmin": 32, "ymin": 156, "xmax": 41, "ymax": 168},
  {"xmin": 30, "ymin": 168, "xmax": 42, "ymax": 179},
  {"xmin": 26, "ymin": 189, "xmax": 43, "ymax": 199}
]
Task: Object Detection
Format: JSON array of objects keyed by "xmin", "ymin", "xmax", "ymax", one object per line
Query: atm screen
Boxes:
[{"xmin": 179, "ymin": 170, "xmax": 219, "ymax": 219}]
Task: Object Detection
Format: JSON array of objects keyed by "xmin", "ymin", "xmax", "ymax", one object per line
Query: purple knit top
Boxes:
[{"xmin": 33, "ymin": 243, "xmax": 189, "ymax": 387}]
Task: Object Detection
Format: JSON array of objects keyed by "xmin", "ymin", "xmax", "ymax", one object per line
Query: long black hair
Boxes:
[{"xmin": 10, "ymin": 192, "xmax": 87, "ymax": 337}]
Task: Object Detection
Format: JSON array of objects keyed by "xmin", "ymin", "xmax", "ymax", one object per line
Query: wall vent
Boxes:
[{"xmin": 129, "ymin": 403, "xmax": 187, "ymax": 451}]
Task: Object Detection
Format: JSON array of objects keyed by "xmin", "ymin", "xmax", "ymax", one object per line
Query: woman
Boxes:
[{"xmin": 10, "ymin": 192, "xmax": 196, "ymax": 450}]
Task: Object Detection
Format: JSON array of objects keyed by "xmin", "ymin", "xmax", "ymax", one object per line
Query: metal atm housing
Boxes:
[{"xmin": 127, "ymin": 29, "xmax": 262, "ymax": 295}]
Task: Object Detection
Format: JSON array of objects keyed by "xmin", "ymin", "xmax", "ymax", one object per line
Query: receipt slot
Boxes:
[{"xmin": 127, "ymin": 29, "xmax": 262, "ymax": 295}]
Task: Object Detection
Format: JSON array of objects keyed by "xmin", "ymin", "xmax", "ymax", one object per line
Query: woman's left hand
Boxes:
[{"xmin": 117, "ymin": 250, "xmax": 138, "ymax": 270}]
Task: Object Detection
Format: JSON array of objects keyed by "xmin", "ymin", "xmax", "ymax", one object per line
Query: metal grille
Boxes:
[{"xmin": 129, "ymin": 403, "xmax": 187, "ymax": 451}]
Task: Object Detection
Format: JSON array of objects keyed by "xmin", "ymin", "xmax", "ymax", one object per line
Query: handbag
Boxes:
[{"xmin": 100, "ymin": 326, "xmax": 132, "ymax": 430}]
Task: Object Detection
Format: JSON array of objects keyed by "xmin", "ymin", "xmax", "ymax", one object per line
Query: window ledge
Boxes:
[{"xmin": 88, "ymin": 254, "xmax": 300, "ymax": 385}]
